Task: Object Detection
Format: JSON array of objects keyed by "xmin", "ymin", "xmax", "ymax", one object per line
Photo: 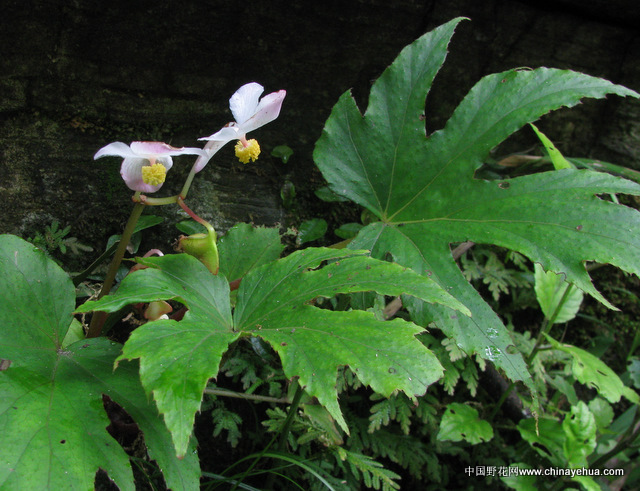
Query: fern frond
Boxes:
[
  {"xmin": 368, "ymin": 394, "xmax": 413, "ymax": 434},
  {"xmin": 336, "ymin": 448, "xmax": 400, "ymax": 491},
  {"xmin": 211, "ymin": 406, "xmax": 243, "ymax": 447},
  {"xmin": 460, "ymin": 359, "xmax": 479, "ymax": 397},
  {"xmin": 350, "ymin": 417, "xmax": 438, "ymax": 481},
  {"xmin": 441, "ymin": 357, "xmax": 461, "ymax": 395},
  {"xmin": 442, "ymin": 337, "xmax": 466, "ymax": 362}
]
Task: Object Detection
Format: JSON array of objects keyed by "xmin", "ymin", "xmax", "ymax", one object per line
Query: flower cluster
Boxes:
[{"xmin": 94, "ymin": 83, "xmax": 286, "ymax": 193}]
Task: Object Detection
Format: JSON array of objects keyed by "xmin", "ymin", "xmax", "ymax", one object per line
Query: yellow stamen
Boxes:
[
  {"xmin": 141, "ymin": 162, "xmax": 167, "ymax": 186},
  {"xmin": 234, "ymin": 139, "xmax": 261, "ymax": 164}
]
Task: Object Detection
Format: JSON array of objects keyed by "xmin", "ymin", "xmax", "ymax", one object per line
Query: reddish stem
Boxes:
[{"xmin": 177, "ymin": 197, "xmax": 209, "ymax": 228}]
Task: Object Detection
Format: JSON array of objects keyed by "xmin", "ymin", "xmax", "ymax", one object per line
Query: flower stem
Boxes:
[
  {"xmin": 86, "ymin": 202, "xmax": 145, "ymax": 338},
  {"xmin": 486, "ymin": 381, "xmax": 516, "ymax": 422},
  {"xmin": 177, "ymin": 197, "xmax": 215, "ymax": 233},
  {"xmin": 589, "ymin": 412, "xmax": 640, "ymax": 468},
  {"xmin": 135, "ymin": 194, "xmax": 179, "ymax": 206},
  {"xmin": 180, "ymin": 164, "xmax": 198, "ymax": 199}
]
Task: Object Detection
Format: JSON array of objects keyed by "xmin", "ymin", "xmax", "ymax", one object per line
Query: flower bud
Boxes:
[{"xmin": 176, "ymin": 224, "xmax": 219, "ymax": 274}]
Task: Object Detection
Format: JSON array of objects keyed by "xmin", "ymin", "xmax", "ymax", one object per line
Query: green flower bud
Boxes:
[{"xmin": 176, "ymin": 223, "xmax": 219, "ymax": 274}]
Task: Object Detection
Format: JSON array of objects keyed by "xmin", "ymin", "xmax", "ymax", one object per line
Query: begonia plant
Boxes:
[{"xmin": 2, "ymin": 18, "xmax": 640, "ymax": 491}]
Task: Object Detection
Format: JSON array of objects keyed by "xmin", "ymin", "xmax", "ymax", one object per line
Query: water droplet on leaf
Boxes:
[
  {"xmin": 484, "ymin": 346, "xmax": 502, "ymax": 361},
  {"xmin": 506, "ymin": 344, "xmax": 518, "ymax": 355}
]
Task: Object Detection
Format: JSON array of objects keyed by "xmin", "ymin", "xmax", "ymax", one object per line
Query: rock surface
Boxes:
[{"xmin": 2, "ymin": 0, "xmax": 639, "ymax": 255}]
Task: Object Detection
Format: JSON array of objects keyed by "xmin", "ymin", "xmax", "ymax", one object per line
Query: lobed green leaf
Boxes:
[
  {"xmin": 546, "ymin": 335, "xmax": 639, "ymax": 404},
  {"xmin": 217, "ymin": 223, "xmax": 284, "ymax": 281},
  {"xmin": 562, "ymin": 402, "xmax": 597, "ymax": 467},
  {"xmin": 78, "ymin": 253, "xmax": 236, "ymax": 457},
  {"xmin": 233, "ymin": 247, "xmax": 469, "ymax": 432},
  {"xmin": 0, "ymin": 235, "xmax": 199, "ymax": 490},
  {"xmin": 437, "ymin": 402, "xmax": 493, "ymax": 445},
  {"xmin": 314, "ymin": 17, "xmax": 640, "ymax": 395},
  {"xmin": 79, "ymin": 246, "xmax": 468, "ymax": 442},
  {"xmin": 534, "ymin": 264, "xmax": 583, "ymax": 324}
]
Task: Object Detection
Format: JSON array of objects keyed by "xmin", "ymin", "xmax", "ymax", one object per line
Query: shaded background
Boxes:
[{"xmin": 2, "ymin": 0, "xmax": 639, "ymax": 256}]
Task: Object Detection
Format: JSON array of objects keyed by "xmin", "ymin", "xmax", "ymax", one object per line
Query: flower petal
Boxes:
[
  {"xmin": 229, "ymin": 82, "xmax": 264, "ymax": 125},
  {"xmin": 120, "ymin": 157, "xmax": 173, "ymax": 193},
  {"xmin": 170, "ymin": 146, "xmax": 208, "ymax": 157},
  {"xmin": 157, "ymin": 156, "xmax": 173, "ymax": 173},
  {"xmin": 193, "ymin": 139, "xmax": 232, "ymax": 173},
  {"xmin": 130, "ymin": 141, "xmax": 206, "ymax": 158},
  {"xmin": 198, "ymin": 125, "xmax": 241, "ymax": 142},
  {"xmin": 94, "ymin": 142, "xmax": 136, "ymax": 160},
  {"xmin": 239, "ymin": 90, "xmax": 286, "ymax": 134},
  {"xmin": 193, "ymin": 84, "xmax": 285, "ymax": 172},
  {"xmin": 130, "ymin": 141, "xmax": 177, "ymax": 155}
]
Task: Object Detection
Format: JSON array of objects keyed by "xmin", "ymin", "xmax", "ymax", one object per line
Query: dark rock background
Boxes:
[{"xmin": 2, "ymin": 0, "xmax": 639, "ymax": 258}]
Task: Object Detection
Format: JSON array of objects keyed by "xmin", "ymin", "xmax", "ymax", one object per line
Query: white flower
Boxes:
[
  {"xmin": 196, "ymin": 82, "xmax": 286, "ymax": 171},
  {"xmin": 94, "ymin": 141, "xmax": 206, "ymax": 193}
]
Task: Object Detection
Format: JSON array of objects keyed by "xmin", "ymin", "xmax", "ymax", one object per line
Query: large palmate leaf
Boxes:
[
  {"xmin": 217, "ymin": 222, "xmax": 284, "ymax": 281},
  {"xmin": 313, "ymin": 17, "xmax": 640, "ymax": 389},
  {"xmin": 233, "ymin": 247, "xmax": 469, "ymax": 432},
  {"xmin": 77, "ymin": 253, "xmax": 237, "ymax": 457},
  {"xmin": 78, "ymin": 245, "xmax": 469, "ymax": 453},
  {"xmin": 0, "ymin": 235, "xmax": 199, "ymax": 490}
]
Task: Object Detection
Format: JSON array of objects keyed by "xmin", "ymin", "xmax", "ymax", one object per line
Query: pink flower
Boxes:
[
  {"xmin": 94, "ymin": 141, "xmax": 206, "ymax": 193},
  {"xmin": 196, "ymin": 83, "xmax": 286, "ymax": 171}
]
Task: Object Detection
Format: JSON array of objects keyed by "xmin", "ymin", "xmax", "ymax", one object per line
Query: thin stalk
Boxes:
[
  {"xmin": 276, "ymin": 383, "xmax": 305, "ymax": 452},
  {"xmin": 86, "ymin": 202, "xmax": 145, "ymax": 338},
  {"xmin": 382, "ymin": 296, "xmax": 403, "ymax": 320},
  {"xmin": 487, "ymin": 283, "xmax": 575, "ymax": 421},
  {"xmin": 180, "ymin": 164, "xmax": 198, "ymax": 199},
  {"xmin": 264, "ymin": 384, "xmax": 305, "ymax": 490},
  {"xmin": 256, "ymin": 452, "xmax": 335, "ymax": 490},
  {"xmin": 178, "ymin": 197, "xmax": 213, "ymax": 231},
  {"xmin": 590, "ymin": 414, "xmax": 640, "ymax": 469},
  {"xmin": 72, "ymin": 241, "xmax": 118, "ymax": 286},
  {"xmin": 486, "ymin": 382, "xmax": 515, "ymax": 422},
  {"xmin": 136, "ymin": 194, "xmax": 179, "ymax": 206},
  {"xmin": 204, "ymin": 387, "xmax": 290, "ymax": 404},
  {"xmin": 230, "ymin": 384, "xmax": 305, "ymax": 491},
  {"xmin": 201, "ymin": 472, "xmax": 262, "ymax": 491},
  {"xmin": 451, "ymin": 241, "xmax": 475, "ymax": 260},
  {"xmin": 527, "ymin": 284, "xmax": 575, "ymax": 365}
]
